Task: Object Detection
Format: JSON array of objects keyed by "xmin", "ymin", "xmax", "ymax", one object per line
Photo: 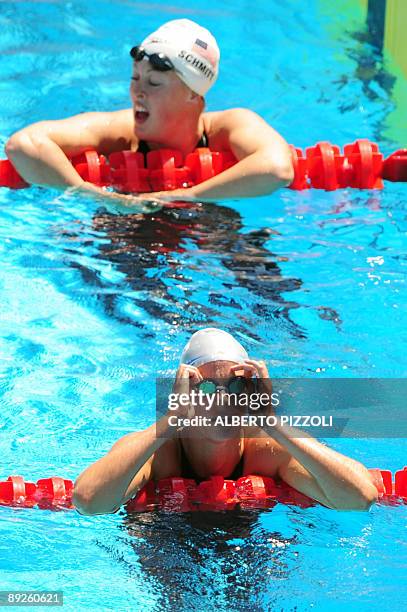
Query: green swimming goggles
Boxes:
[{"xmin": 196, "ymin": 376, "xmax": 250, "ymax": 396}]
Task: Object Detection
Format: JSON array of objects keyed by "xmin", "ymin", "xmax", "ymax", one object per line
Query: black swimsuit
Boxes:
[
  {"xmin": 179, "ymin": 441, "xmax": 244, "ymax": 481},
  {"xmin": 137, "ymin": 130, "xmax": 209, "ymax": 161}
]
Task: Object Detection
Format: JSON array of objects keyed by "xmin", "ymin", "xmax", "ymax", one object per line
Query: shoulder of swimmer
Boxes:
[
  {"xmin": 150, "ymin": 438, "xmax": 182, "ymax": 480},
  {"xmin": 103, "ymin": 106, "xmax": 255, "ymax": 155},
  {"xmin": 242, "ymin": 435, "xmax": 287, "ymax": 479}
]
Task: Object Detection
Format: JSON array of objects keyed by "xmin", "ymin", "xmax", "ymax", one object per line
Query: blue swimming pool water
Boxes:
[{"xmin": 0, "ymin": 0, "xmax": 406, "ymax": 610}]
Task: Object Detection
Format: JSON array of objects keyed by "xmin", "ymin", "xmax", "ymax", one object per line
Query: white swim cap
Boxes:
[
  {"xmin": 140, "ymin": 19, "xmax": 220, "ymax": 96},
  {"xmin": 181, "ymin": 328, "xmax": 248, "ymax": 368}
]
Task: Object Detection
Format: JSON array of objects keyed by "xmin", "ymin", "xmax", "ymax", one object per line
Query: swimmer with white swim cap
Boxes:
[
  {"xmin": 6, "ymin": 18, "xmax": 295, "ymax": 203},
  {"xmin": 73, "ymin": 327, "xmax": 378, "ymax": 515},
  {"xmin": 180, "ymin": 327, "xmax": 249, "ymax": 367}
]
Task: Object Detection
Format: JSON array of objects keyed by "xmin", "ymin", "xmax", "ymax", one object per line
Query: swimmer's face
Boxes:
[
  {"xmin": 198, "ymin": 360, "xmax": 242, "ymax": 381},
  {"xmin": 130, "ymin": 59, "xmax": 199, "ymax": 141},
  {"xmin": 190, "ymin": 360, "xmax": 246, "ymax": 440},
  {"xmin": 196, "ymin": 360, "xmax": 247, "ymax": 415}
]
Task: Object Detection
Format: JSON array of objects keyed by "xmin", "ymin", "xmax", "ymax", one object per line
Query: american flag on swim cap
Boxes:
[{"xmin": 192, "ymin": 37, "xmax": 218, "ymax": 67}]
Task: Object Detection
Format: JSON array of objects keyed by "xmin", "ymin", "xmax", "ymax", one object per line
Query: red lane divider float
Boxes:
[
  {"xmin": 292, "ymin": 140, "xmax": 385, "ymax": 191},
  {"xmin": 0, "ymin": 476, "xmax": 74, "ymax": 510},
  {"xmin": 0, "ymin": 140, "xmax": 406, "ymax": 192},
  {"xmin": 383, "ymin": 149, "xmax": 407, "ymax": 182},
  {"xmin": 290, "ymin": 142, "xmax": 405, "ymax": 190},
  {"xmin": 1, "ymin": 469, "xmax": 407, "ymax": 512},
  {"xmin": 0, "ymin": 147, "xmax": 237, "ymax": 192}
]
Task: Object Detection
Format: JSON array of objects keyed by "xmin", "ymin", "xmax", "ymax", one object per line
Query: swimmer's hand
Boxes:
[
  {"xmin": 139, "ymin": 188, "xmax": 197, "ymax": 202},
  {"xmin": 230, "ymin": 359, "xmax": 275, "ymax": 416},
  {"xmin": 172, "ymin": 364, "xmax": 203, "ymax": 423},
  {"xmin": 67, "ymin": 181, "xmax": 164, "ymax": 213}
]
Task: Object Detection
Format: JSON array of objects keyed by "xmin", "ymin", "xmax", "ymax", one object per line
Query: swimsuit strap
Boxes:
[
  {"xmin": 136, "ymin": 139, "xmax": 151, "ymax": 156},
  {"xmin": 179, "ymin": 440, "xmax": 244, "ymax": 481},
  {"xmin": 137, "ymin": 129, "xmax": 209, "ymax": 158},
  {"xmin": 196, "ymin": 129, "xmax": 208, "ymax": 148}
]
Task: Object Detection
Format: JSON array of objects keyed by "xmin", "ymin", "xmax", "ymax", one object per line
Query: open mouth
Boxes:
[{"xmin": 135, "ymin": 110, "xmax": 150, "ymax": 124}]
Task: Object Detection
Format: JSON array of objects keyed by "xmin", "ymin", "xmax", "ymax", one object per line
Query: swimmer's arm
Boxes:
[
  {"xmin": 73, "ymin": 414, "xmax": 172, "ymax": 516},
  {"xmin": 271, "ymin": 425, "xmax": 379, "ymax": 510},
  {"xmin": 5, "ymin": 109, "xmax": 134, "ymax": 188},
  {"xmin": 145, "ymin": 108, "xmax": 294, "ymax": 201}
]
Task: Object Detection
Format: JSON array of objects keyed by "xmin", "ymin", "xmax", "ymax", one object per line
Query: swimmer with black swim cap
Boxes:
[
  {"xmin": 73, "ymin": 327, "xmax": 378, "ymax": 515},
  {"xmin": 6, "ymin": 19, "xmax": 294, "ymax": 204}
]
